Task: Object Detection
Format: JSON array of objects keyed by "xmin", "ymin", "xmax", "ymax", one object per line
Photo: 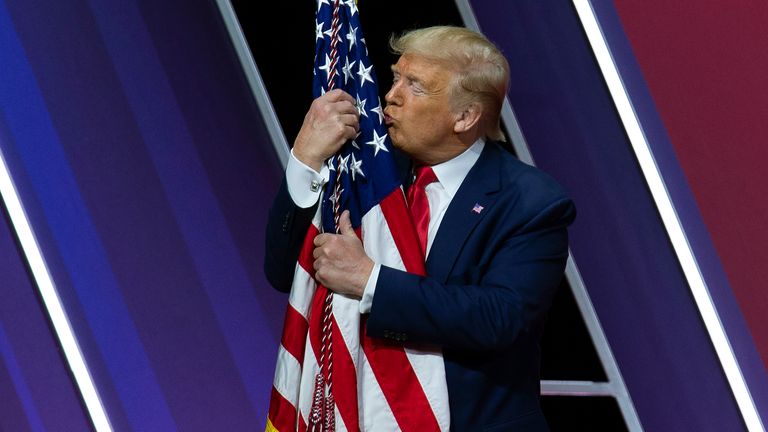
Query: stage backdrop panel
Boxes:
[
  {"xmin": 0, "ymin": 0, "xmax": 285, "ymax": 429},
  {"xmin": 614, "ymin": 0, "xmax": 768, "ymax": 372},
  {"xmin": 469, "ymin": 0, "xmax": 756, "ymax": 429},
  {"xmin": 0, "ymin": 195, "xmax": 92, "ymax": 431}
]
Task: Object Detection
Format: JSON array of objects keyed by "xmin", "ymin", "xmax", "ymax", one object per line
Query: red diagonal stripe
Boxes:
[
  {"xmin": 281, "ymin": 304, "xmax": 308, "ymax": 365},
  {"xmin": 269, "ymin": 386, "xmax": 297, "ymax": 432},
  {"xmin": 361, "ymin": 320, "xmax": 441, "ymax": 432},
  {"xmin": 380, "ymin": 191, "xmax": 426, "ymax": 276},
  {"xmin": 308, "ymin": 284, "xmax": 328, "ymax": 367},
  {"xmin": 363, "ymin": 190, "xmax": 440, "ymax": 431},
  {"xmin": 299, "ymin": 413, "xmax": 307, "ymax": 432},
  {"xmin": 298, "ymin": 224, "xmax": 320, "ymax": 277},
  {"xmin": 306, "ymin": 285, "xmax": 360, "ymax": 431},
  {"xmin": 331, "ymin": 316, "xmax": 360, "ymax": 432}
]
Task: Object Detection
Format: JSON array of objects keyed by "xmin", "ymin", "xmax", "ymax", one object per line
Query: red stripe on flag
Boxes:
[
  {"xmin": 269, "ymin": 385, "xmax": 298, "ymax": 432},
  {"xmin": 298, "ymin": 224, "xmax": 320, "ymax": 277},
  {"xmin": 380, "ymin": 191, "xmax": 426, "ymax": 276},
  {"xmin": 361, "ymin": 320, "xmax": 441, "ymax": 432},
  {"xmin": 281, "ymin": 305, "xmax": 309, "ymax": 365},
  {"xmin": 307, "ymin": 284, "xmax": 328, "ymax": 367},
  {"xmin": 306, "ymin": 286, "xmax": 360, "ymax": 430},
  {"xmin": 331, "ymin": 316, "xmax": 360, "ymax": 432},
  {"xmin": 362, "ymin": 190, "xmax": 440, "ymax": 431},
  {"xmin": 299, "ymin": 413, "xmax": 307, "ymax": 432}
]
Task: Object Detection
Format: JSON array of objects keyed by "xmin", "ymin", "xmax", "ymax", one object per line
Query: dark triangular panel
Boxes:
[{"xmin": 541, "ymin": 278, "xmax": 608, "ymax": 381}]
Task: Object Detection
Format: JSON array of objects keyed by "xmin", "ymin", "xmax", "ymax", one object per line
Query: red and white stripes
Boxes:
[{"xmin": 267, "ymin": 189, "xmax": 449, "ymax": 431}]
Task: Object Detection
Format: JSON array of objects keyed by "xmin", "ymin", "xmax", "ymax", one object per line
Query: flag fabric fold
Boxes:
[{"xmin": 266, "ymin": 1, "xmax": 449, "ymax": 431}]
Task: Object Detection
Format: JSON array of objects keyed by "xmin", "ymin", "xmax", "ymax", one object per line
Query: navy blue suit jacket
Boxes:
[{"xmin": 265, "ymin": 142, "xmax": 576, "ymax": 431}]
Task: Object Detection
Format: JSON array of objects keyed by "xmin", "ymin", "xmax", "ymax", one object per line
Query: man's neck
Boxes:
[{"xmin": 420, "ymin": 132, "xmax": 483, "ymax": 166}]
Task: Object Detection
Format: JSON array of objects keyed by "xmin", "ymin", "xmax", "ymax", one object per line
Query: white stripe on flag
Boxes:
[
  {"xmin": 297, "ymin": 334, "xmax": 320, "ymax": 428},
  {"xmin": 359, "ymin": 349, "xmax": 401, "ymax": 431},
  {"xmin": 288, "ymin": 216, "xmax": 321, "ymax": 318},
  {"xmin": 361, "ymin": 205, "xmax": 405, "ymax": 271},
  {"xmin": 332, "ymin": 292, "xmax": 361, "ymax": 372},
  {"xmin": 273, "ymin": 345, "xmax": 302, "ymax": 407},
  {"xmin": 289, "ymin": 265, "xmax": 316, "ymax": 320},
  {"xmin": 404, "ymin": 346, "xmax": 450, "ymax": 431},
  {"xmin": 296, "ymin": 341, "xmax": 352, "ymax": 432},
  {"xmin": 334, "ymin": 405, "xmax": 350, "ymax": 432}
]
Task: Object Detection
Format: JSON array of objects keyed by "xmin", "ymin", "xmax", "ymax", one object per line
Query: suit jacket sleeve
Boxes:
[
  {"xmin": 263, "ymin": 178, "xmax": 318, "ymax": 292},
  {"xmin": 365, "ymin": 183, "xmax": 576, "ymax": 351}
]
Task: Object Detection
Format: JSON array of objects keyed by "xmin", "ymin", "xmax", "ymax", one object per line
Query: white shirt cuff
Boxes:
[
  {"xmin": 358, "ymin": 263, "xmax": 380, "ymax": 314},
  {"xmin": 286, "ymin": 149, "xmax": 330, "ymax": 208}
]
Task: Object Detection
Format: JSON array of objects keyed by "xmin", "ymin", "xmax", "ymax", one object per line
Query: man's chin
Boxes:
[{"xmin": 389, "ymin": 136, "xmax": 402, "ymax": 150}]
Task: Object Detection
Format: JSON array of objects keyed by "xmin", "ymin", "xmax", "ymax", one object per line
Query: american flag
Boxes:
[{"xmin": 266, "ymin": 1, "xmax": 449, "ymax": 431}]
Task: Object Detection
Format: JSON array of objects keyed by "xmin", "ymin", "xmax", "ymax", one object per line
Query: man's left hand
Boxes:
[{"xmin": 313, "ymin": 210, "xmax": 373, "ymax": 298}]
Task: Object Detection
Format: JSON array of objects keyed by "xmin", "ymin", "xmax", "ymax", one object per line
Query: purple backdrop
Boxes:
[
  {"xmin": 469, "ymin": 0, "xmax": 752, "ymax": 429},
  {"xmin": 0, "ymin": 0, "xmax": 285, "ymax": 429},
  {"xmin": 1, "ymin": 0, "xmax": 764, "ymax": 430}
]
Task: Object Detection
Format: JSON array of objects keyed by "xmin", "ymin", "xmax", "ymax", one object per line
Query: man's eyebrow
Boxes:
[{"xmin": 390, "ymin": 67, "xmax": 423, "ymax": 85}]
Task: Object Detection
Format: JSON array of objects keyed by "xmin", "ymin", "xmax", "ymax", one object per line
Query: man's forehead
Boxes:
[{"xmin": 391, "ymin": 54, "xmax": 449, "ymax": 74}]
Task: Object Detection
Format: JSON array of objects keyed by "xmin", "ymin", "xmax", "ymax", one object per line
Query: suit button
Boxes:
[{"xmin": 282, "ymin": 213, "xmax": 290, "ymax": 232}]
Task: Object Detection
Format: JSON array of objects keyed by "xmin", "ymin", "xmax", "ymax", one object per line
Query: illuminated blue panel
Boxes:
[{"xmin": 0, "ymin": 0, "xmax": 285, "ymax": 429}]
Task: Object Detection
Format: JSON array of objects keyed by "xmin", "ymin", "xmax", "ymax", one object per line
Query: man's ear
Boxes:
[{"xmin": 453, "ymin": 103, "xmax": 482, "ymax": 134}]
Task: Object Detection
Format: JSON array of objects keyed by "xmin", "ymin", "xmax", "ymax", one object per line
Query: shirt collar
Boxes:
[{"xmin": 431, "ymin": 138, "xmax": 485, "ymax": 199}]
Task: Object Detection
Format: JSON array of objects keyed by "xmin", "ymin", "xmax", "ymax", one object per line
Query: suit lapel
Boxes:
[{"xmin": 426, "ymin": 143, "xmax": 502, "ymax": 283}]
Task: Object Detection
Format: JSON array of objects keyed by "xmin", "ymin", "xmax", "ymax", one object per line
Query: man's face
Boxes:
[{"xmin": 383, "ymin": 54, "xmax": 459, "ymax": 165}]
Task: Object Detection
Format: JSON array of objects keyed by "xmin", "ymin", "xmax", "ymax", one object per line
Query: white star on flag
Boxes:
[
  {"xmin": 347, "ymin": 26, "xmax": 357, "ymax": 49},
  {"xmin": 356, "ymin": 61, "xmax": 374, "ymax": 87},
  {"xmin": 350, "ymin": 153, "xmax": 365, "ymax": 181},
  {"xmin": 371, "ymin": 104, "xmax": 384, "ymax": 124},
  {"xmin": 328, "ymin": 187, "xmax": 344, "ymax": 207},
  {"xmin": 366, "ymin": 129, "xmax": 389, "ymax": 156},
  {"xmin": 344, "ymin": 0, "xmax": 358, "ymax": 17},
  {"xmin": 343, "ymin": 58, "xmax": 356, "ymax": 84},
  {"xmin": 351, "ymin": 132, "xmax": 362, "ymax": 149},
  {"xmin": 356, "ymin": 94, "xmax": 368, "ymax": 118},
  {"xmin": 318, "ymin": 54, "xmax": 332, "ymax": 80},
  {"xmin": 338, "ymin": 153, "xmax": 350, "ymax": 174},
  {"xmin": 315, "ymin": 20, "xmax": 325, "ymax": 41}
]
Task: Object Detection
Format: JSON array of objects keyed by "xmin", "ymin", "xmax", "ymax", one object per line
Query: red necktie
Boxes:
[{"xmin": 407, "ymin": 166, "xmax": 438, "ymax": 258}]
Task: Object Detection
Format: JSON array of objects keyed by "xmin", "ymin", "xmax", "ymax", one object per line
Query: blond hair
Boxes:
[{"xmin": 390, "ymin": 26, "xmax": 510, "ymax": 141}]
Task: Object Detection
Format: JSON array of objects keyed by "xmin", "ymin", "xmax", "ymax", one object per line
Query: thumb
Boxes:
[{"xmin": 339, "ymin": 210, "xmax": 356, "ymax": 237}]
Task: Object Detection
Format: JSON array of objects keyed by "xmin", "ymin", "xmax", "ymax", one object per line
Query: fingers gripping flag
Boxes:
[{"xmin": 266, "ymin": 1, "xmax": 450, "ymax": 431}]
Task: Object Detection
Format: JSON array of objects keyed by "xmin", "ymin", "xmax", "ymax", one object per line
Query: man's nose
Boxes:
[{"xmin": 385, "ymin": 83, "xmax": 399, "ymax": 105}]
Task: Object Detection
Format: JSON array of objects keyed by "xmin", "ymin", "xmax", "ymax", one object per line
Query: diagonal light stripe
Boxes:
[
  {"xmin": 572, "ymin": 1, "xmax": 764, "ymax": 431},
  {"xmin": 214, "ymin": 0, "xmax": 290, "ymax": 167},
  {"xmin": 0, "ymin": 146, "xmax": 112, "ymax": 432}
]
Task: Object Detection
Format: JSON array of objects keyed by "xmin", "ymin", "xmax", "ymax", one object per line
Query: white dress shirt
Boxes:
[{"xmin": 285, "ymin": 140, "xmax": 486, "ymax": 313}]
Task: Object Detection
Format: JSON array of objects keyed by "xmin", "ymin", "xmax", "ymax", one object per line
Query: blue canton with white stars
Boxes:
[{"xmin": 314, "ymin": 0, "xmax": 400, "ymax": 233}]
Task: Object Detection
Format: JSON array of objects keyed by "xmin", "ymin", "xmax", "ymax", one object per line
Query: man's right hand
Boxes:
[{"xmin": 293, "ymin": 89, "xmax": 360, "ymax": 172}]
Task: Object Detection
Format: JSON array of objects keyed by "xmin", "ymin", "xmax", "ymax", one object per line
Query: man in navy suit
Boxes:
[{"xmin": 266, "ymin": 26, "xmax": 575, "ymax": 431}]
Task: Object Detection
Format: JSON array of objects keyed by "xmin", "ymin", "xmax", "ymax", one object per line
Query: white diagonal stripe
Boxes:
[
  {"xmin": 404, "ymin": 345, "xmax": 450, "ymax": 431},
  {"xmin": 359, "ymin": 350, "xmax": 400, "ymax": 431},
  {"xmin": 273, "ymin": 345, "xmax": 302, "ymax": 406}
]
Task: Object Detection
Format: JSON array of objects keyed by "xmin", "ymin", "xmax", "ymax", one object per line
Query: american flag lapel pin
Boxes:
[{"xmin": 472, "ymin": 203, "xmax": 484, "ymax": 214}]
